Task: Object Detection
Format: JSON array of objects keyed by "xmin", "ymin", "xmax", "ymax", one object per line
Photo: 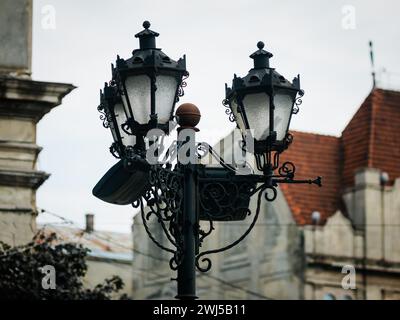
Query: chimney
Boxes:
[{"xmin": 85, "ymin": 213, "xmax": 94, "ymax": 233}]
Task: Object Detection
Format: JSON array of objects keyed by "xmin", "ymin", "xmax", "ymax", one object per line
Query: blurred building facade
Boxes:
[
  {"xmin": 300, "ymin": 89, "xmax": 400, "ymax": 300},
  {"xmin": 0, "ymin": 0, "xmax": 74, "ymax": 245},
  {"xmin": 132, "ymin": 88, "xmax": 400, "ymax": 300},
  {"xmin": 40, "ymin": 213, "xmax": 133, "ymax": 297}
]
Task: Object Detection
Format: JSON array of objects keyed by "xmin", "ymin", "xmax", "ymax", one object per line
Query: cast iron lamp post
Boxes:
[{"xmin": 96, "ymin": 21, "xmax": 321, "ymax": 300}]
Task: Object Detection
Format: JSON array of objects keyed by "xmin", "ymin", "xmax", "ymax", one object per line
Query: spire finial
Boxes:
[
  {"xmin": 369, "ymin": 40, "xmax": 376, "ymax": 89},
  {"xmin": 143, "ymin": 21, "xmax": 150, "ymax": 29},
  {"xmin": 250, "ymin": 41, "xmax": 273, "ymax": 69},
  {"xmin": 135, "ymin": 20, "xmax": 159, "ymax": 49}
]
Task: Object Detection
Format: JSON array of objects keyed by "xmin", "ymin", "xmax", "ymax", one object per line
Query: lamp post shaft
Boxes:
[
  {"xmin": 175, "ymin": 103, "xmax": 201, "ymax": 300},
  {"xmin": 176, "ymin": 162, "xmax": 198, "ymax": 300}
]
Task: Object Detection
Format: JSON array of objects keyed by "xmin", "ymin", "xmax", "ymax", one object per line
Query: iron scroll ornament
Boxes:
[
  {"xmin": 132, "ymin": 141, "xmax": 321, "ymax": 274},
  {"xmin": 222, "ymin": 98, "xmax": 236, "ymax": 123},
  {"xmin": 195, "ymin": 186, "xmax": 266, "ymax": 273},
  {"xmin": 176, "ymin": 73, "xmax": 189, "ymax": 103},
  {"xmin": 132, "ymin": 164, "xmax": 185, "ymax": 271}
]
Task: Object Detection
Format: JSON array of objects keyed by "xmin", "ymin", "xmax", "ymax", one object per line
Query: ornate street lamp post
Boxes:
[{"xmin": 95, "ymin": 21, "xmax": 321, "ymax": 300}]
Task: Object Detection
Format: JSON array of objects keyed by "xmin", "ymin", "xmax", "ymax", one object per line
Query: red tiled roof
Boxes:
[
  {"xmin": 280, "ymin": 131, "xmax": 342, "ymax": 225},
  {"xmin": 352, "ymin": 89, "xmax": 400, "ymax": 186},
  {"xmin": 341, "ymin": 94, "xmax": 372, "ymax": 187},
  {"xmin": 280, "ymin": 88, "xmax": 400, "ymax": 225}
]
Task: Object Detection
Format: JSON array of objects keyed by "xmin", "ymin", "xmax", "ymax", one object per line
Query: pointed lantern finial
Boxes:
[
  {"xmin": 250, "ymin": 41, "xmax": 273, "ymax": 69},
  {"xmin": 135, "ymin": 20, "xmax": 160, "ymax": 50}
]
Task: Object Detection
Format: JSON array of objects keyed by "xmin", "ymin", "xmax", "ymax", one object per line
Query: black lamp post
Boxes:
[{"xmin": 95, "ymin": 21, "xmax": 321, "ymax": 300}]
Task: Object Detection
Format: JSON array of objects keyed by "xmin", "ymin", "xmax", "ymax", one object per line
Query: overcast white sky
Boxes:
[{"xmin": 33, "ymin": 0, "xmax": 400, "ymax": 233}]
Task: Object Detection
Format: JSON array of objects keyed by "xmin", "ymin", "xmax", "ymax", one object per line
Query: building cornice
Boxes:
[
  {"xmin": 0, "ymin": 169, "xmax": 50, "ymax": 189},
  {"xmin": 86, "ymin": 255, "xmax": 133, "ymax": 265},
  {"xmin": 0, "ymin": 76, "xmax": 76, "ymax": 122},
  {"xmin": 0, "ymin": 140, "xmax": 42, "ymax": 154},
  {"xmin": 307, "ymin": 254, "xmax": 400, "ymax": 275}
]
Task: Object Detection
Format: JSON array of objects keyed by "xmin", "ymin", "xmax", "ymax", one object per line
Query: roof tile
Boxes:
[{"xmin": 280, "ymin": 89, "xmax": 400, "ymax": 225}]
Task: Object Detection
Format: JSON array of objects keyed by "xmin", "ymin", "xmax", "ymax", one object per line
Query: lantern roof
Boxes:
[
  {"xmin": 113, "ymin": 21, "xmax": 187, "ymax": 77},
  {"xmin": 225, "ymin": 42, "xmax": 301, "ymax": 99}
]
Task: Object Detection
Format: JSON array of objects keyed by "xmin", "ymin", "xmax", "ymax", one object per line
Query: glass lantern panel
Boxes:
[
  {"xmin": 125, "ymin": 75, "xmax": 151, "ymax": 124},
  {"xmin": 119, "ymin": 88, "xmax": 131, "ymax": 120},
  {"xmin": 114, "ymin": 102, "xmax": 136, "ymax": 147},
  {"xmin": 242, "ymin": 92, "xmax": 270, "ymax": 141},
  {"xmin": 274, "ymin": 93, "xmax": 294, "ymax": 141},
  {"xmin": 231, "ymin": 99, "xmax": 247, "ymax": 135},
  {"xmin": 109, "ymin": 119, "xmax": 118, "ymax": 144},
  {"xmin": 156, "ymin": 75, "xmax": 179, "ymax": 124}
]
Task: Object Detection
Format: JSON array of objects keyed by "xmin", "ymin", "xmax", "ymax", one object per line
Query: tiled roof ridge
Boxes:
[
  {"xmin": 368, "ymin": 90, "xmax": 378, "ymax": 167},
  {"xmin": 38, "ymin": 223, "xmax": 131, "ymax": 237},
  {"xmin": 375, "ymin": 87, "xmax": 400, "ymax": 96},
  {"xmin": 341, "ymin": 87, "xmax": 399, "ymax": 137},
  {"xmin": 37, "ymin": 224, "xmax": 132, "ymax": 254},
  {"xmin": 290, "ymin": 129, "xmax": 339, "ymax": 139},
  {"xmin": 341, "ymin": 90, "xmax": 373, "ymax": 135},
  {"xmin": 286, "ymin": 87, "xmax": 400, "ymax": 225}
]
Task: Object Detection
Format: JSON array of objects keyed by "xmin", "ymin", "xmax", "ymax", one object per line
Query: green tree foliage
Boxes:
[{"xmin": 0, "ymin": 232, "xmax": 128, "ymax": 300}]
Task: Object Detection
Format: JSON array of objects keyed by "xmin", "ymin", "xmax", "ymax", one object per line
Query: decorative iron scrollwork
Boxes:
[
  {"xmin": 199, "ymin": 180, "xmax": 253, "ymax": 221},
  {"xmin": 278, "ymin": 161, "xmax": 296, "ymax": 179},
  {"xmin": 97, "ymin": 104, "xmax": 111, "ymax": 128},
  {"xmin": 196, "ymin": 142, "xmax": 210, "ymax": 159},
  {"xmin": 134, "ymin": 138, "xmax": 321, "ymax": 275},
  {"xmin": 222, "ymin": 98, "xmax": 236, "ymax": 122},
  {"xmin": 136, "ymin": 164, "xmax": 185, "ymax": 270},
  {"xmin": 176, "ymin": 72, "xmax": 189, "ymax": 102},
  {"xmin": 195, "ymin": 187, "xmax": 266, "ymax": 272},
  {"xmin": 197, "ymin": 213, "xmax": 214, "ymax": 248},
  {"xmin": 109, "ymin": 142, "xmax": 121, "ymax": 159},
  {"xmin": 293, "ymin": 89, "xmax": 304, "ymax": 115}
]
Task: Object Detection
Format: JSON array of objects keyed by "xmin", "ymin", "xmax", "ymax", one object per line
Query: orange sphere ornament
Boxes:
[{"xmin": 175, "ymin": 103, "xmax": 201, "ymax": 131}]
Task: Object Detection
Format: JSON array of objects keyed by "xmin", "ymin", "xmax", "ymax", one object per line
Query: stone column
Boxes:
[
  {"xmin": 0, "ymin": 0, "xmax": 32, "ymax": 78},
  {"xmin": 0, "ymin": 0, "xmax": 75, "ymax": 245},
  {"xmin": 353, "ymin": 168, "xmax": 383, "ymax": 299}
]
